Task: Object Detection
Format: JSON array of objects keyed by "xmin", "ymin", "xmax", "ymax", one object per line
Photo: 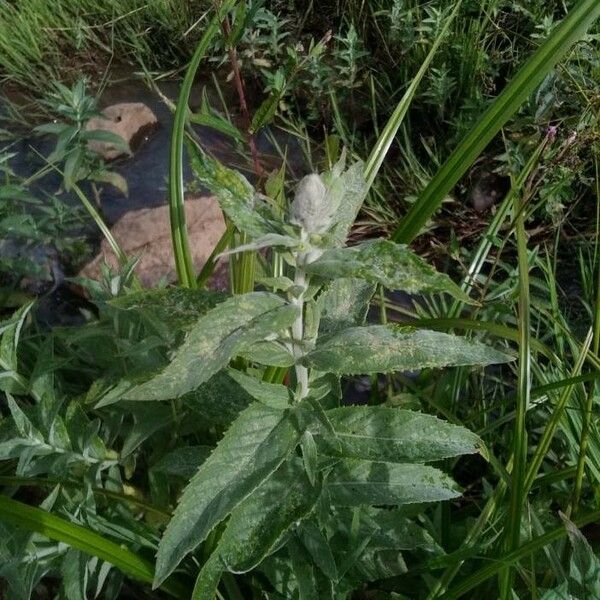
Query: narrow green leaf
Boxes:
[
  {"xmin": 325, "ymin": 460, "xmax": 461, "ymax": 506},
  {"xmin": 125, "ymin": 292, "xmax": 298, "ymax": 400},
  {"xmin": 155, "ymin": 402, "xmax": 303, "ymax": 586},
  {"xmin": 0, "ymin": 495, "xmax": 185, "ymax": 597},
  {"xmin": 364, "ymin": 1, "xmax": 462, "ymax": 188},
  {"xmin": 169, "ymin": 7, "xmax": 228, "ymax": 287},
  {"xmin": 307, "ymin": 240, "xmax": 475, "ymax": 303},
  {"xmin": 317, "ymin": 406, "xmax": 482, "ymax": 463},
  {"xmin": 305, "ymin": 325, "xmax": 513, "ymax": 374},
  {"xmin": 250, "ymin": 90, "xmax": 282, "ymax": 133},
  {"xmin": 192, "ymin": 460, "xmax": 319, "ymax": 600},
  {"xmin": 82, "ymin": 129, "xmax": 130, "ymax": 152},
  {"xmin": 298, "ymin": 521, "xmax": 338, "ymax": 581},
  {"xmin": 393, "ymin": 0, "xmax": 600, "ymax": 243}
]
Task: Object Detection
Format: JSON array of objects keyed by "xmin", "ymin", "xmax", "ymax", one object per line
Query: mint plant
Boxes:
[{"xmin": 120, "ymin": 146, "xmax": 512, "ymax": 597}]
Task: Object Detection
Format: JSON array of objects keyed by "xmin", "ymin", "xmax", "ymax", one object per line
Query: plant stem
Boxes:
[
  {"xmin": 291, "ymin": 242, "xmax": 309, "ymax": 401},
  {"xmin": 218, "ymin": 6, "xmax": 263, "ymax": 178}
]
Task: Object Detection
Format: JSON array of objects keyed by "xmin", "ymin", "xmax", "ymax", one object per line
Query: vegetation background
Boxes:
[{"xmin": 0, "ymin": 0, "xmax": 598, "ymax": 599}]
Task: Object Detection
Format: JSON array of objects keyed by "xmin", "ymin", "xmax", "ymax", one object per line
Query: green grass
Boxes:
[{"xmin": 0, "ymin": 0, "xmax": 211, "ymax": 93}]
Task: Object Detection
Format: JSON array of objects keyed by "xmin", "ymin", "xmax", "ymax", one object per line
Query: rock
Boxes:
[
  {"xmin": 86, "ymin": 102, "xmax": 159, "ymax": 160},
  {"xmin": 79, "ymin": 196, "xmax": 226, "ymax": 288}
]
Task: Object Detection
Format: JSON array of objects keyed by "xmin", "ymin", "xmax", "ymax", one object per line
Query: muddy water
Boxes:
[{"xmin": 4, "ymin": 71, "xmax": 307, "ymax": 226}]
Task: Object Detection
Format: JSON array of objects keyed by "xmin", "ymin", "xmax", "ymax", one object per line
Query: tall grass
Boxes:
[{"xmin": 0, "ymin": 0, "xmax": 210, "ymax": 93}]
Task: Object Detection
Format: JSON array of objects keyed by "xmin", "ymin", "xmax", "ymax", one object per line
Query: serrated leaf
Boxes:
[
  {"xmin": 192, "ymin": 460, "xmax": 319, "ymax": 600},
  {"xmin": 317, "ymin": 278, "xmax": 375, "ymax": 334},
  {"xmin": 125, "ymin": 292, "xmax": 299, "ymax": 400},
  {"xmin": 227, "ymin": 368, "xmax": 291, "ymax": 409},
  {"xmin": 154, "ymin": 402, "xmax": 302, "ymax": 586},
  {"xmin": 317, "ymin": 406, "xmax": 481, "ymax": 463},
  {"xmin": 305, "ymin": 325, "xmax": 513, "ymax": 375},
  {"xmin": 325, "ymin": 460, "xmax": 461, "ymax": 506},
  {"xmin": 307, "ymin": 239, "xmax": 475, "ymax": 303},
  {"xmin": 188, "ymin": 142, "xmax": 281, "ymax": 237}
]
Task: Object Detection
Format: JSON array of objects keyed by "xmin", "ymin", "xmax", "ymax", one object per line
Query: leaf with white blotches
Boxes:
[
  {"xmin": 307, "ymin": 239, "xmax": 475, "ymax": 303},
  {"xmin": 317, "ymin": 278, "xmax": 375, "ymax": 334},
  {"xmin": 305, "ymin": 325, "xmax": 513, "ymax": 375},
  {"xmin": 316, "ymin": 406, "xmax": 482, "ymax": 463},
  {"xmin": 125, "ymin": 293, "xmax": 299, "ymax": 401},
  {"xmin": 325, "ymin": 459, "xmax": 461, "ymax": 506},
  {"xmin": 188, "ymin": 142, "xmax": 281, "ymax": 237},
  {"xmin": 191, "ymin": 460, "xmax": 319, "ymax": 600},
  {"xmin": 154, "ymin": 403, "xmax": 302, "ymax": 587}
]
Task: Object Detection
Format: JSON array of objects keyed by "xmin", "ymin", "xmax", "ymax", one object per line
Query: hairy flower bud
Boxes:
[{"xmin": 289, "ymin": 174, "xmax": 331, "ymax": 234}]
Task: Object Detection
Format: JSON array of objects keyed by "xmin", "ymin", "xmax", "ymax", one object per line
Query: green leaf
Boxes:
[
  {"xmin": 191, "ymin": 460, "xmax": 320, "ymax": 600},
  {"xmin": 189, "ymin": 90, "xmax": 243, "ymax": 141},
  {"xmin": 151, "ymin": 446, "xmax": 212, "ymax": 479},
  {"xmin": 183, "ymin": 371, "xmax": 253, "ymax": 427},
  {"xmin": 298, "ymin": 521, "xmax": 338, "ymax": 581},
  {"xmin": 63, "ymin": 149, "xmax": 84, "ymax": 190},
  {"xmin": 325, "ymin": 160, "xmax": 369, "ymax": 246},
  {"xmin": 307, "ymin": 240, "xmax": 475, "ymax": 303},
  {"xmin": 0, "ymin": 495, "xmax": 185, "ymax": 597},
  {"xmin": 250, "ymin": 90, "xmax": 282, "ymax": 133},
  {"xmin": 169, "ymin": 9, "xmax": 225, "ymax": 287},
  {"xmin": 110, "ymin": 287, "xmax": 226, "ymax": 333},
  {"xmin": 61, "ymin": 549, "xmax": 88, "ymax": 600},
  {"xmin": 325, "ymin": 460, "xmax": 461, "ymax": 506},
  {"xmin": 392, "ymin": 0, "xmax": 600, "ymax": 244},
  {"xmin": 305, "ymin": 325, "xmax": 513, "ymax": 375},
  {"xmin": 227, "ymin": 368, "xmax": 291, "ymax": 409},
  {"xmin": 188, "ymin": 141, "xmax": 280, "ymax": 238},
  {"xmin": 83, "ymin": 129, "xmax": 130, "ymax": 153},
  {"xmin": 317, "ymin": 278, "xmax": 375, "ymax": 334},
  {"xmin": 317, "ymin": 406, "xmax": 481, "ymax": 463},
  {"xmin": 125, "ymin": 292, "xmax": 299, "ymax": 400},
  {"xmin": 154, "ymin": 402, "xmax": 303, "ymax": 586},
  {"xmin": 90, "ymin": 170, "xmax": 129, "ymax": 196},
  {"xmin": 239, "ymin": 341, "xmax": 296, "ymax": 367}
]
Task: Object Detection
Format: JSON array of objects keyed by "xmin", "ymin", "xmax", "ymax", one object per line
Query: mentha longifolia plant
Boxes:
[{"xmin": 121, "ymin": 146, "xmax": 513, "ymax": 598}]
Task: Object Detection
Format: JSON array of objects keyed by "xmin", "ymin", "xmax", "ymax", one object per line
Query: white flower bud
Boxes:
[{"xmin": 289, "ymin": 174, "xmax": 332, "ymax": 234}]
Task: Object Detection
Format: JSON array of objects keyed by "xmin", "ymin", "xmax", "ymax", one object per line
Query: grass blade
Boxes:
[
  {"xmin": 364, "ymin": 1, "xmax": 462, "ymax": 189},
  {"xmin": 440, "ymin": 509, "xmax": 600, "ymax": 599},
  {"xmin": 169, "ymin": 9, "xmax": 223, "ymax": 288},
  {"xmin": 0, "ymin": 494, "xmax": 186, "ymax": 598},
  {"xmin": 392, "ymin": 0, "xmax": 600, "ymax": 243},
  {"xmin": 499, "ymin": 171, "xmax": 532, "ymax": 597}
]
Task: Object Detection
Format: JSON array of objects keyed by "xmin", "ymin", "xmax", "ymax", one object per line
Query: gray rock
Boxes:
[{"xmin": 86, "ymin": 102, "xmax": 159, "ymax": 160}]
